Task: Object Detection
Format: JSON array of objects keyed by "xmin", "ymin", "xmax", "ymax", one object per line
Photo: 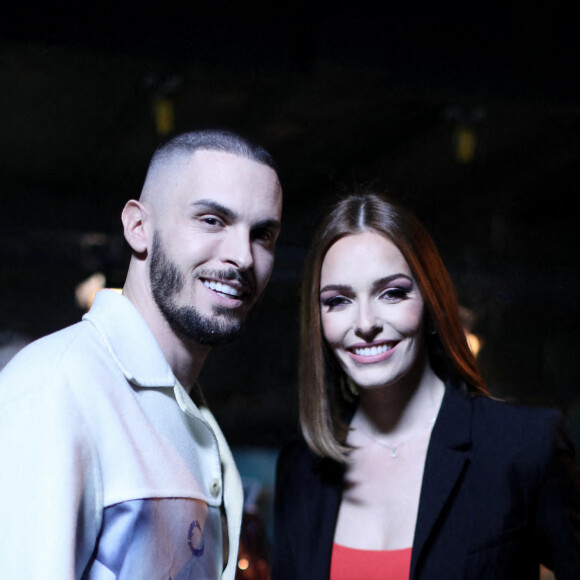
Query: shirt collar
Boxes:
[{"xmin": 83, "ymin": 289, "xmax": 175, "ymax": 388}]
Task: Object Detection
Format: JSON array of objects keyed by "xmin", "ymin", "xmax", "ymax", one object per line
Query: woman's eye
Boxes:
[
  {"xmin": 381, "ymin": 288, "xmax": 409, "ymax": 301},
  {"xmin": 322, "ymin": 296, "xmax": 350, "ymax": 310}
]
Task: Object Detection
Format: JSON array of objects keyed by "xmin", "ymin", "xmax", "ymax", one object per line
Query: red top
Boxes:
[{"xmin": 330, "ymin": 543, "xmax": 412, "ymax": 580}]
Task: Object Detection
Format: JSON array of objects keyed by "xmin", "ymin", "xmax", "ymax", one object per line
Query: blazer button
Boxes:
[{"xmin": 210, "ymin": 478, "xmax": 221, "ymax": 497}]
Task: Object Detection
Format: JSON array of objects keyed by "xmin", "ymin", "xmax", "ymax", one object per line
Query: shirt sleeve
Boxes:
[{"xmin": 0, "ymin": 381, "xmax": 102, "ymax": 579}]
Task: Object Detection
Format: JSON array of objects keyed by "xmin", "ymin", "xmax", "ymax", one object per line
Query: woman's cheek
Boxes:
[{"xmin": 321, "ymin": 313, "xmax": 345, "ymax": 346}]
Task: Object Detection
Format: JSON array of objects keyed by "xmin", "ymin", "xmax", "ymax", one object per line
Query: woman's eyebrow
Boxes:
[
  {"xmin": 371, "ymin": 274, "xmax": 412, "ymax": 292},
  {"xmin": 320, "ymin": 283, "xmax": 352, "ymax": 294}
]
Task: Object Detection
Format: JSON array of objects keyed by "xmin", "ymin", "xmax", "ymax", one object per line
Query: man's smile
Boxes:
[{"xmin": 202, "ymin": 279, "xmax": 243, "ymax": 298}]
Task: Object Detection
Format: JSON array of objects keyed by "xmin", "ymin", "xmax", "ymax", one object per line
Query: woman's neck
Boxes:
[{"xmin": 353, "ymin": 358, "xmax": 445, "ymax": 438}]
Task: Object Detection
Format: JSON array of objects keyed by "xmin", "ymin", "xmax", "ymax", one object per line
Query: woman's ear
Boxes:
[{"xmin": 121, "ymin": 200, "xmax": 150, "ymax": 255}]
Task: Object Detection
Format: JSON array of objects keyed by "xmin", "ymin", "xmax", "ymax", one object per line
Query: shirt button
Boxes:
[{"xmin": 210, "ymin": 478, "xmax": 221, "ymax": 497}]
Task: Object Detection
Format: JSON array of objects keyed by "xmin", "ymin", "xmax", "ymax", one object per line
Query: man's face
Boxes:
[{"xmin": 148, "ymin": 150, "xmax": 282, "ymax": 346}]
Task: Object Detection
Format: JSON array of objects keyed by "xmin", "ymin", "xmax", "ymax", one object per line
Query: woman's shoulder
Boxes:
[
  {"xmin": 277, "ymin": 438, "xmax": 336, "ymax": 472},
  {"xmin": 469, "ymin": 393, "xmax": 571, "ymax": 460},
  {"xmin": 472, "ymin": 393, "xmax": 563, "ymax": 429},
  {"xmin": 276, "ymin": 438, "xmax": 344, "ymax": 491},
  {"xmin": 276, "ymin": 439, "xmax": 308, "ymax": 478}
]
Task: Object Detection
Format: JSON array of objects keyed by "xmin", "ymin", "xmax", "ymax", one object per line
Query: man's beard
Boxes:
[{"xmin": 149, "ymin": 231, "xmax": 244, "ymax": 346}]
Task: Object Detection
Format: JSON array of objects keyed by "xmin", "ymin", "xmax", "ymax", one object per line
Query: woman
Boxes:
[{"xmin": 272, "ymin": 192, "xmax": 580, "ymax": 579}]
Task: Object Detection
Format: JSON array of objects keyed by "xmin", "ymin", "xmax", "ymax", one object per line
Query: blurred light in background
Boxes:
[
  {"xmin": 154, "ymin": 96, "xmax": 175, "ymax": 136},
  {"xmin": 460, "ymin": 305, "xmax": 483, "ymax": 358},
  {"xmin": 454, "ymin": 125, "xmax": 477, "ymax": 163},
  {"xmin": 75, "ymin": 272, "xmax": 106, "ymax": 310},
  {"xmin": 466, "ymin": 332, "xmax": 482, "ymax": 357},
  {"xmin": 75, "ymin": 272, "xmax": 121, "ymax": 310}
]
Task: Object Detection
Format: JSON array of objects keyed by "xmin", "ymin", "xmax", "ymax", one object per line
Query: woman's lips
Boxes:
[{"xmin": 347, "ymin": 341, "xmax": 398, "ymax": 364}]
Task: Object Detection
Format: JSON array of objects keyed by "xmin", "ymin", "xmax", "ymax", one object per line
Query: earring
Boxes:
[
  {"xmin": 426, "ymin": 318, "xmax": 437, "ymax": 335},
  {"xmin": 340, "ymin": 374, "xmax": 359, "ymax": 403}
]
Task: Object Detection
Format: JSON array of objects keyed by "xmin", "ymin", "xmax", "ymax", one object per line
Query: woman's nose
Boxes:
[{"xmin": 354, "ymin": 302, "xmax": 382, "ymax": 341}]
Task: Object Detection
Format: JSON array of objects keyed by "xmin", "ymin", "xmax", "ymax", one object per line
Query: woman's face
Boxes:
[{"xmin": 319, "ymin": 231, "xmax": 426, "ymax": 390}]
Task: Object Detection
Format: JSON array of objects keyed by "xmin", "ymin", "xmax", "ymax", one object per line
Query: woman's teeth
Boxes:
[{"xmin": 353, "ymin": 344, "xmax": 392, "ymax": 356}]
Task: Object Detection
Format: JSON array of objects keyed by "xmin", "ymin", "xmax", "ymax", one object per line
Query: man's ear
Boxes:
[{"xmin": 122, "ymin": 200, "xmax": 151, "ymax": 255}]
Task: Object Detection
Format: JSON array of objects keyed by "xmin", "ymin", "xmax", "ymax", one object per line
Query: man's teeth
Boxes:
[
  {"xmin": 203, "ymin": 280, "xmax": 242, "ymax": 297},
  {"xmin": 353, "ymin": 344, "xmax": 392, "ymax": 356}
]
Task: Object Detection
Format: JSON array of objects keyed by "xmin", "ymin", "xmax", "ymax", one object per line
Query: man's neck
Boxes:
[
  {"xmin": 122, "ymin": 279, "xmax": 211, "ymax": 393},
  {"xmin": 166, "ymin": 335, "xmax": 210, "ymax": 392}
]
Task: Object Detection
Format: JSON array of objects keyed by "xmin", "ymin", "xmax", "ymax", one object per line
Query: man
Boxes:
[{"xmin": 0, "ymin": 130, "xmax": 283, "ymax": 579}]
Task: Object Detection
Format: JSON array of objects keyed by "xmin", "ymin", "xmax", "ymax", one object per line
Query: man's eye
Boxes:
[
  {"xmin": 200, "ymin": 216, "xmax": 222, "ymax": 226},
  {"xmin": 252, "ymin": 228, "xmax": 273, "ymax": 243}
]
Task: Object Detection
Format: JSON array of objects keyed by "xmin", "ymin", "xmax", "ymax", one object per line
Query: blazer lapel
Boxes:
[{"xmin": 410, "ymin": 383, "xmax": 473, "ymax": 579}]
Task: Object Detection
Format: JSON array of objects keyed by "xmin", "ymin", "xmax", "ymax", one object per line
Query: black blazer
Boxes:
[{"xmin": 272, "ymin": 383, "xmax": 580, "ymax": 579}]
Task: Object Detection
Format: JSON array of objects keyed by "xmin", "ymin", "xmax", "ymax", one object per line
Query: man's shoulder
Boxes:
[
  {"xmin": 2, "ymin": 321, "xmax": 85, "ymax": 368},
  {"xmin": 0, "ymin": 293, "xmax": 141, "ymax": 395},
  {"xmin": 0, "ymin": 320, "xmax": 103, "ymax": 396},
  {"xmin": 0, "ymin": 290, "xmax": 130, "ymax": 383}
]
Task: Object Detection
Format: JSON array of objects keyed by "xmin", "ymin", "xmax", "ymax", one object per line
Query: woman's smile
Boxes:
[{"xmin": 347, "ymin": 341, "xmax": 399, "ymax": 364}]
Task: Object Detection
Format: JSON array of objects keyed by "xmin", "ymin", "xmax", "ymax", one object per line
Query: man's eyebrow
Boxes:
[
  {"xmin": 192, "ymin": 199, "xmax": 281, "ymax": 231},
  {"xmin": 191, "ymin": 199, "xmax": 238, "ymax": 221},
  {"xmin": 254, "ymin": 218, "xmax": 282, "ymax": 232}
]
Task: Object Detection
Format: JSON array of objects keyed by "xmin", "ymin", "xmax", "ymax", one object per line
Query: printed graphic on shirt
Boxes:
[
  {"xmin": 86, "ymin": 497, "xmax": 222, "ymax": 579},
  {"xmin": 188, "ymin": 519, "xmax": 205, "ymax": 557}
]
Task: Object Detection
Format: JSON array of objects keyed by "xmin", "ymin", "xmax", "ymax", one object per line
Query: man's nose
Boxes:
[{"xmin": 221, "ymin": 227, "xmax": 254, "ymax": 270}]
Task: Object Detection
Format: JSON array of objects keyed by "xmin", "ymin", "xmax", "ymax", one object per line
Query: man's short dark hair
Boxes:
[{"xmin": 148, "ymin": 129, "xmax": 276, "ymax": 173}]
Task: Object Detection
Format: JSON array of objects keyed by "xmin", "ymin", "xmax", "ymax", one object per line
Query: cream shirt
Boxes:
[{"xmin": 0, "ymin": 289, "xmax": 243, "ymax": 579}]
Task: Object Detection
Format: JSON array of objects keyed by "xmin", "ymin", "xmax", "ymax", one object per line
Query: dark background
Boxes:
[{"xmin": 2, "ymin": 2, "xmax": 580, "ymax": 450}]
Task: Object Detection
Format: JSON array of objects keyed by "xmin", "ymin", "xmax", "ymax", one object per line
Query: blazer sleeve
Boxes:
[
  {"xmin": 535, "ymin": 412, "xmax": 580, "ymax": 577},
  {"xmin": 272, "ymin": 442, "xmax": 301, "ymax": 580}
]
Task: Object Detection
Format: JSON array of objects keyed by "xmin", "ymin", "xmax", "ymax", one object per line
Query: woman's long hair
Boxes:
[{"xmin": 299, "ymin": 192, "xmax": 487, "ymax": 462}]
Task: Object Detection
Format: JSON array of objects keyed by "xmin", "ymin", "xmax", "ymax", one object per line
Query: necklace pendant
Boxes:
[{"xmin": 391, "ymin": 448, "xmax": 398, "ymax": 458}]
